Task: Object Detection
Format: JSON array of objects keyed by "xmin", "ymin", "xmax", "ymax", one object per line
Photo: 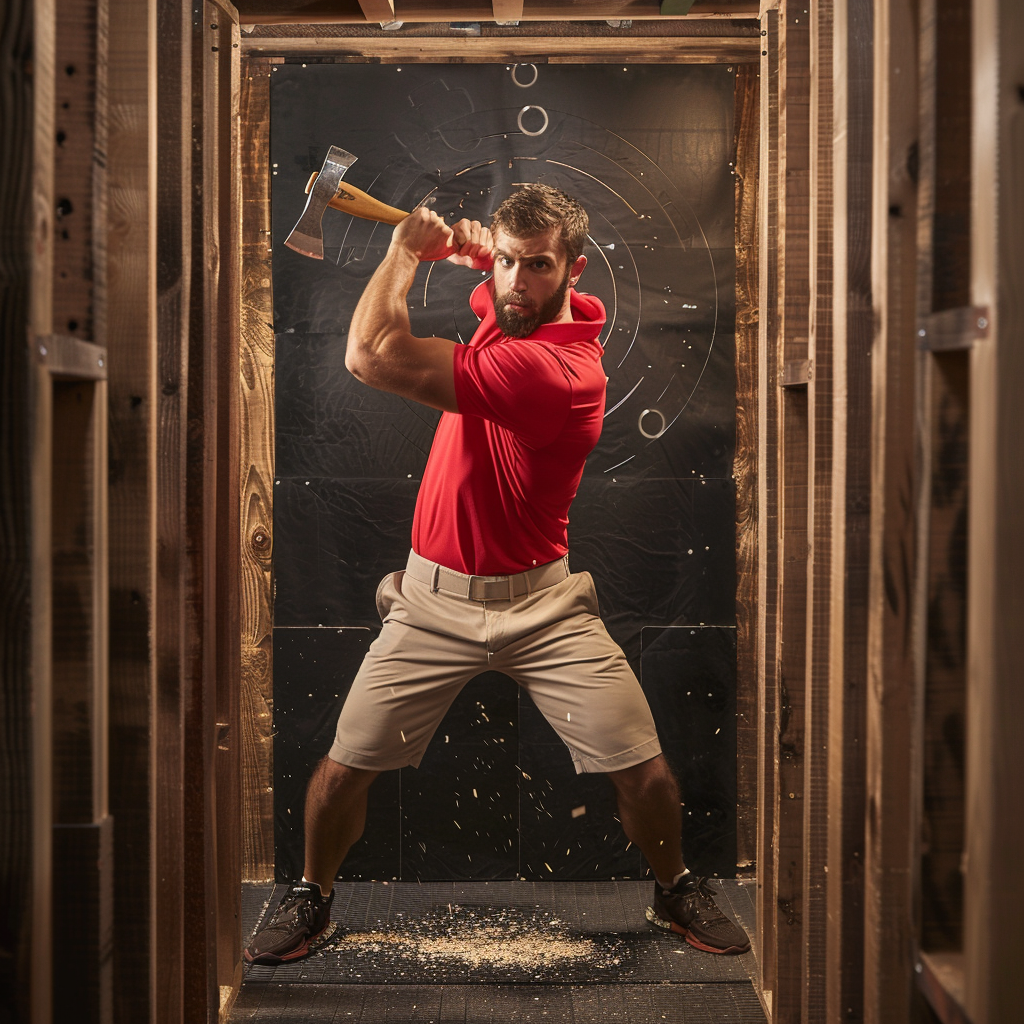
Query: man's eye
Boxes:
[{"xmin": 499, "ymin": 256, "xmax": 513, "ymax": 267}]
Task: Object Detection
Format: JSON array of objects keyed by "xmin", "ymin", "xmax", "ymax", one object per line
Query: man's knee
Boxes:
[
  {"xmin": 310, "ymin": 756, "xmax": 379, "ymax": 799},
  {"xmin": 607, "ymin": 753, "xmax": 678, "ymax": 799}
]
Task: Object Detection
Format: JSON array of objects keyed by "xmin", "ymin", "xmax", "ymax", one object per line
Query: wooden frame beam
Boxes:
[
  {"xmin": 234, "ymin": 2, "xmax": 762, "ymax": 24},
  {"xmin": 240, "ymin": 34, "xmax": 760, "ymax": 60}
]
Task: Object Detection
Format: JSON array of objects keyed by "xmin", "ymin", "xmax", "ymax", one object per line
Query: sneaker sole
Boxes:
[
  {"xmin": 243, "ymin": 921, "xmax": 338, "ymax": 965},
  {"xmin": 645, "ymin": 905, "xmax": 750, "ymax": 956}
]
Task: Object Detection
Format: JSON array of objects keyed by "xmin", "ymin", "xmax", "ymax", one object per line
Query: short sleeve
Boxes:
[{"xmin": 453, "ymin": 340, "xmax": 573, "ymax": 449}]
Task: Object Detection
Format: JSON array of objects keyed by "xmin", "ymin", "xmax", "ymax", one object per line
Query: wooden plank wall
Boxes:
[{"xmin": 239, "ymin": 58, "xmax": 276, "ymax": 884}]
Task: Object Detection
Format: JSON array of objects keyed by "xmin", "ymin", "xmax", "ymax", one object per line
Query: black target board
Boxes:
[{"xmin": 270, "ymin": 63, "xmax": 738, "ymax": 883}]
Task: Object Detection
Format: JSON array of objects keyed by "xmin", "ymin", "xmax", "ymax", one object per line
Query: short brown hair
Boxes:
[{"xmin": 490, "ymin": 184, "xmax": 589, "ymax": 265}]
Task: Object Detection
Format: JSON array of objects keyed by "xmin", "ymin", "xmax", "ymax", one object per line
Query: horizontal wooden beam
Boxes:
[
  {"xmin": 234, "ymin": 2, "xmax": 761, "ymax": 25},
  {"xmin": 916, "ymin": 306, "xmax": 990, "ymax": 352},
  {"xmin": 36, "ymin": 335, "xmax": 108, "ymax": 379},
  {"xmin": 241, "ymin": 34, "xmax": 760, "ymax": 60}
]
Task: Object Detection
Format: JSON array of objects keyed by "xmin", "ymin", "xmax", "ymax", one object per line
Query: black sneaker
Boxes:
[
  {"xmin": 244, "ymin": 882, "xmax": 337, "ymax": 964},
  {"xmin": 646, "ymin": 875, "xmax": 751, "ymax": 954}
]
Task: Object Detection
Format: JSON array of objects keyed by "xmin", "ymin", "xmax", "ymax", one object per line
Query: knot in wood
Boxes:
[{"xmin": 251, "ymin": 527, "xmax": 271, "ymax": 554}]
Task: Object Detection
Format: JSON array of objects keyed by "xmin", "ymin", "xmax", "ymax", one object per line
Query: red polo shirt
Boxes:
[{"xmin": 411, "ymin": 280, "xmax": 607, "ymax": 576}]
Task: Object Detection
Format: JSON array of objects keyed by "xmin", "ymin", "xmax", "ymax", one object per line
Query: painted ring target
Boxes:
[
  {"xmin": 517, "ymin": 105, "xmax": 549, "ymax": 137},
  {"xmin": 511, "ymin": 63, "xmax": 539, "ymax": 88}
]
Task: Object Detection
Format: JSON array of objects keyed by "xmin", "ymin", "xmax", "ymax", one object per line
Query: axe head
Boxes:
[{"xmin": 284, "ymin": 145, "xmax": 358, "ymax": 259}]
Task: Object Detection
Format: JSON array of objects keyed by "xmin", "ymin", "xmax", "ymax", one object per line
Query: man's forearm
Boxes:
[{"xmin": 345, "ymin": 243, "xmax": 421, "ymax": 381}]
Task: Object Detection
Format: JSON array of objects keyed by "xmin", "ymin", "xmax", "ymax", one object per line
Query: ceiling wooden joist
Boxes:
[{"xmin": 233, "ymin": 1, "xmax": 760, "ymax": 25}]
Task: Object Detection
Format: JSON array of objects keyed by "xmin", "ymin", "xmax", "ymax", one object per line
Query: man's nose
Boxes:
[{"xmin": 508, "ymin": 261, "xmax": 528, "ymax": 292}]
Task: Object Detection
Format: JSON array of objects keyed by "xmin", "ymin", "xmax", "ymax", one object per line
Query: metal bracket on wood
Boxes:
[
  {"xmin": 35, "ymin": 335, "xmax": 108, "ymax": 380},
  {"xmin": 779, "ymin": 358, "xmax": 811, "ymax": 388},
  {"xmin": 916, "ymin": 306, "xmax": 989, "ymax": 352}
]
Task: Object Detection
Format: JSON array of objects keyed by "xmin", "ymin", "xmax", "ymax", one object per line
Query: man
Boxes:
[{"xmin": 245, "ymin": 184, "xmax": 749, "ymax": 965}]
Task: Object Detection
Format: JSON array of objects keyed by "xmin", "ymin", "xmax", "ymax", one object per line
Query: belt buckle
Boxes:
[{"xmin": 472, "ymin": 575, "xmax": 515, "ymax": 601}]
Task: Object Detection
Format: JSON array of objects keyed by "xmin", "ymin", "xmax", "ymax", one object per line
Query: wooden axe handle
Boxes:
[{"xmin": 304, "ymin": 171, "xmax": 408, "ymax": 226}]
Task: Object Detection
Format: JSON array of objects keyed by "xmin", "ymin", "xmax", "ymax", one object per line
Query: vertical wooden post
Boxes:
[
  {"xmin": 213, "ymin": 8, "xmax": 244, "ymax": 1013},
  {"xmin": 802, "ymin": 0, "xmax": 835, "ymax": 1017},
  {"xmin": 239, "ymin": 59, "xmax": 276, "ymax": 884},
  {"xmin": 826, "ymin": 2, "xmax": 875, "ymax": 1020},
  {"xmin": 774, "ymin": 3, "xmax": 813, "ymax": 1019},
  {"xmin": 863, "ymin": 1, "xmax": 920, "ymax": 1021},
  {"xmin": 105, "ymin": 0, "xmax": 157, "ymax": 1020},
  {"xmin": 154, "ymin": 0, "xmax": 192, "ymax": 1017},
  {"xmin": 28, "ymin": 4, "xmax": 57, "ymax": 1021},
  {"xmin": 965, "ymin": 1, "xmax": 1024, "ymax": 1020},
  {"xmin": 733, "ymin": 63, "xmax": 761, "ymax": 880},
  {"xmin": 756, "ymin": 8, "xmax": 782, "ymax": 1011}
]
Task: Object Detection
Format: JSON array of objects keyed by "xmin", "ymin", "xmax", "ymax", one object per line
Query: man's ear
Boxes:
[{"xmin": 569, "ymin": 253, "xmax": 587, "ymax": 287}]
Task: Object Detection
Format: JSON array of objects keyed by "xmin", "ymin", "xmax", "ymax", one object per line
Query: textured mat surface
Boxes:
[
  {"xmin": 232, "ymin": 982, "xmax": 766, "ymax": 1023},
  {"xmin": 240, "ymin": 881, "xmax": 759, "ymax": 988}
]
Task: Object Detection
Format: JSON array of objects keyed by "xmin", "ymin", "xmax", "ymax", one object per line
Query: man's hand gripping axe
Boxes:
[{"xmin": 283, "ymin": 145, "xmax": 409, "ymax": 259}]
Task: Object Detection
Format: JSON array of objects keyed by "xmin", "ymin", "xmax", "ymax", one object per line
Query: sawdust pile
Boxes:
[{"xmin": 338, "ymin": 905, "xmax": 623, "ymax": 972}]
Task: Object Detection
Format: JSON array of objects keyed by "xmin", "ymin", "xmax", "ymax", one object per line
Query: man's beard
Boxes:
[{"xmin": 494, "ymin": 268, "xmax": 571, "ymax": 339}]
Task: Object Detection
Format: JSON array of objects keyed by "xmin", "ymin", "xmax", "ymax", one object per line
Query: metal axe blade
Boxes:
[{"xmin": 284, "ymin": 145, "xmax": 358, "ymax": 259}]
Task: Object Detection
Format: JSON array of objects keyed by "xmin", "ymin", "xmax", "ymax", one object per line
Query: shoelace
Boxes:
[
  {"xmin": 688, "ymin": 876, "xmax": 719, "ymax": 901},
  {"xmin": 272, "ymin": 885, "xmax": 319, "ymax": 925}
]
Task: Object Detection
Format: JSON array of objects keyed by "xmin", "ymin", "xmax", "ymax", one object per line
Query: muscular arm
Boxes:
[{"xmin": 345, "ymin": 208, "xmax": 492, "ymax": 412}]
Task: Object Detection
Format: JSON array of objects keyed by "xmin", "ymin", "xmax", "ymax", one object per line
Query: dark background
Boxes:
[{"xmin": 270, "ymin": 62, "xmax": 738, "ymax": 883}]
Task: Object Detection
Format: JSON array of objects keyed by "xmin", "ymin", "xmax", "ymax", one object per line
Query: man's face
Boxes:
[{"xmin": 491, "ymin": 226, "xmax": 584, "ymax": 338}]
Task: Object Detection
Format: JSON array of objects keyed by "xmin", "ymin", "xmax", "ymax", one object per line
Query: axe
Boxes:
[{"xmin": 284, "ymin": 145, "xmax": 409, "ymax": 259}]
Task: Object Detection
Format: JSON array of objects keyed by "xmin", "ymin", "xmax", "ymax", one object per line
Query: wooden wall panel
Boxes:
[{"xmin": 239, "ymin": 61, "xmax": 276, "ymax": 883}]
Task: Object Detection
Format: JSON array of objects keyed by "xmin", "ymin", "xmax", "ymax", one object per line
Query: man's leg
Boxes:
[
  {"xmin": 303, "ymin": 756, "xmax": 380, "ymax": 894},
  {"xmin": 608, "ymin": 753, "xmax": 750, "ymax": 954},
  {"xmin": 606, "ymin": 753, "xmax": 686, "ymax": 885},
  {"xmin": 243, "ymin": 757, "xmax": 380, "ymax": 964}
]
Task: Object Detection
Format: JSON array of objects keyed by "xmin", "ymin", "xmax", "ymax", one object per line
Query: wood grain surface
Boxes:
[
  {"xmin": 732, "ymin": 64, "xmax": 760, "ymax": 878},
  {"xmin": 239, "ymin": 59, "xmax": 277, "ymax": 883}
]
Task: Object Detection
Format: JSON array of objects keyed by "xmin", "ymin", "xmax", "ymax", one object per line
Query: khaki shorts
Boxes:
[{"xmin": 329, "ymin": 550, "xmax": 662, "ymax": 774}]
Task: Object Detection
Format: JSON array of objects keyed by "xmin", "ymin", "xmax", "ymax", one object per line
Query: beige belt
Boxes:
[{"xmin": 405, "ymin": 548, "xmax": 570, "ymax": 602}]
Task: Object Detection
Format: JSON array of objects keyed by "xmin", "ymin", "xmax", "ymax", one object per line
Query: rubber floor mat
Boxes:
[
  {"xmin": 232, "ymin": 981, "xmax": 767, "ymax": 1023},
  {"xmin": 242, "ymin": 881, "xmax": 756, "ymax": 987}
]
